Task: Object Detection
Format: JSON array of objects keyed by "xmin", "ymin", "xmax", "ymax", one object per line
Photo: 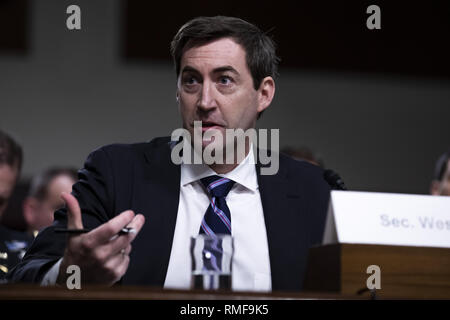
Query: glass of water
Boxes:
[{"xmin": 190, "ymin": 234, "xmax": 233, "ymax": 291}]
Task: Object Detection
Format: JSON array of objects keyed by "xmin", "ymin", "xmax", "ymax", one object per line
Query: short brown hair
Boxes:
[{"xmin": 171, "ymin": 16, "xmax": 279, "ymax": 91}]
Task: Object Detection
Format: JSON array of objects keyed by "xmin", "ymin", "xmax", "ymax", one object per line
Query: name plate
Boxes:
[{"xmin": 323, "ymin": 191, "xmax": 450, "ymax": 248}]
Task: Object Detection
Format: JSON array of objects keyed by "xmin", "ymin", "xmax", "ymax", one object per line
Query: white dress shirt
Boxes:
[
  {"xmin": 43, "ymin": 150, "xmax": 272, "ymax": 291},
  {"xmin": 164, "ymin": 149, "xmax": 272, "ymax": 292}
]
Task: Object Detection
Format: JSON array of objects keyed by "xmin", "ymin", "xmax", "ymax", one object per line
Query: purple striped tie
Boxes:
[{"xmin": 199, "ymin": 175, "xmax": 235, "ymax": 236}]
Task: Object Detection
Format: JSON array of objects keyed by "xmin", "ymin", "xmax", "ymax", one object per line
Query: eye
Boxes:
[
  {"xmin": 183, "ymin": 74, "xmax": 201, "ymax": 85},
  {"xmin": 181, "ymin": 75, "xmax": 201, "ymax": 92},
  {"xmin": 218, "ymin": 76, "xmax": 233, "ymax": 85}
]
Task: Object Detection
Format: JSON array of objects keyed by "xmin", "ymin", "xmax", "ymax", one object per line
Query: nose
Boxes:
[{"xmin": 197, "ymin": 80, "xmax": 217, "ymax": 112}]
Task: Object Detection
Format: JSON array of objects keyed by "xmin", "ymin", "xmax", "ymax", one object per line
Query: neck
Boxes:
[{"xmin": 209, "ymin": 162, "xmax": 240, "ymax": 174}]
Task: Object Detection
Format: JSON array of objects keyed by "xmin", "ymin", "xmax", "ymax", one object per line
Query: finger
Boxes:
[
  {"xmin": 103, "ymin": 251, "xmax": 130, "ymax": 283},
  {"xmin": 87, "ymin": 210, "xmax": 135, "ymax": 246},
  {"xmin": 91, "ymin": 239, "xmax": 131, "ymax": 272},
  {"xmin": 97, "ymin": 234, "xmax": 131, "ymax": 259},
  {"xmin": 114, "ymin": 244, "xmax": 131, "ymax": 255},
  {"xmin": 124, "ymin": 214, "xmax": 146, "ymax": 242},
  {"xmin": 124, "ymin": 244, "xmax": 132, "ymax": 256},
  {"xmin": 104, "ymin": 250, "xmax": 127, "ymax": 270},
  {"xmin": 92, "ymin": 215, "xmax": 141, "ymax": 261},
  {"xmin": 61, "ymin": 192, "xmax": 83, "ymax": 230},
  {"xmin": 114, "ymin": 255, "xmax": 131, "ymax": 283}
]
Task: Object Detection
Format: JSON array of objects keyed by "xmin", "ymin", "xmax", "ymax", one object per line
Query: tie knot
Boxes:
[{"xmin": 201, "ymin": 175, "xmax": 235, "ymax": 198}]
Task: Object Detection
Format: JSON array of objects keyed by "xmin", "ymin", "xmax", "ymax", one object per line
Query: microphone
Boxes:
[{"xmin": 323, "ymin": 169, "xmax": 347, "ymax": 190}]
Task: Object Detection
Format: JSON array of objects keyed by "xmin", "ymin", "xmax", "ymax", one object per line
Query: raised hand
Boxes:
[{"xmin": 56, "ymin": 192, "xmax": 145, "ymax": 285}]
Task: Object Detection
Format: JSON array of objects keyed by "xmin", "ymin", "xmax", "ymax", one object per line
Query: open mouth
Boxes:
[
  {"xmin": 202, "ymin": 122, "xmax": 222, "ymax": 129},
  {"xmin": 192, "ymin": 121, "xmax": 224, "ymax": 132}
]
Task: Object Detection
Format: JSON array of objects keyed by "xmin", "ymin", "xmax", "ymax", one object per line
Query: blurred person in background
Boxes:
[
  {"xmin": 430, "ymin": 150, "xmax": 450, "ymax": 196},
  {"xmin": 0, "ymin": 130, "xmax": 32, "ymax": 282},
  {"xmin": 23, "ymin": 167, "xmax": 77, "ymax": 237}
]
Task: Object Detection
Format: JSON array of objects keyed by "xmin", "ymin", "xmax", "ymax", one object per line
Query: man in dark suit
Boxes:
[{"xmin": 7, "ymin": 16, "xmax": 330, "ymax": 291}]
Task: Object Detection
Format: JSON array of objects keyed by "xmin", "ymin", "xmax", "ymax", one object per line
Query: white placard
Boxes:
[{"xmin": 323, "ymin": 191, "xmax": 450, "ymax": 248}]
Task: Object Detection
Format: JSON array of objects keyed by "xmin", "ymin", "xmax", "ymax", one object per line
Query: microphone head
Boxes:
[{"xmin": 323, "ymin": 169, "xmax": 347, "ymax": 190}]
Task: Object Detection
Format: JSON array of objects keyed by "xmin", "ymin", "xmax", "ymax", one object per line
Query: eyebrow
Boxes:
[
  {"xmin": 212, "ymin": 66, "xmax": 240, "ymax": 75},
  {"xmin": 181, "ymin": 65, "xmax": 240, "ymax": 76}
]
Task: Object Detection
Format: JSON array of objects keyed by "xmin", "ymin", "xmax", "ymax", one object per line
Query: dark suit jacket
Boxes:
[{"xmin": 7, "ymin": 137, "xmax": 330, "ymax": 291}]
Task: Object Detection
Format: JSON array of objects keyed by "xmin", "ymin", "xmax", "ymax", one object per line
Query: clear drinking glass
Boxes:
[{"xmin": 190, "ymin": 234, "xmax": 234, "ymax": 290}]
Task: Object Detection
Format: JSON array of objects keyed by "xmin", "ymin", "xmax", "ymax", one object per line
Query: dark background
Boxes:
[{"xmin": 123, "ymin": 1, "xmax": 450, "ymax": 78}]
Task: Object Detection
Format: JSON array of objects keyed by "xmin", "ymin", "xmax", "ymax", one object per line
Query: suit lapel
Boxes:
[
  {"xmin": 257, "ymin": 159, "xmax": 310, "ymax": 291},
  {"xmin": 125, "ymin": 139, "xmax": 181, "ymax": 286}
]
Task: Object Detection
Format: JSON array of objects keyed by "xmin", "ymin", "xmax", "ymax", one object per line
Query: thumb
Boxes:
[{"xmin": 61, "ymin": 192, "xmax": 83, "ymax": 230}]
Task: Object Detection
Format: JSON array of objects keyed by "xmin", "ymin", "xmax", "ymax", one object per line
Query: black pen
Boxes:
[{"xmin": 54, "ymin": 227, "xmax": 136, "ymax": 235}]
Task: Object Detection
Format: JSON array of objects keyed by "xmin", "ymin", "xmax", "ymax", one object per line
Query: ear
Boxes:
[
  {"xmin": 257, "ymin": 76, "xmax": 275, "ymax": 113},
  {"xmin": 23, "ymin": 197, "xmax": 38, "ymax": 227},
  {"xmin": 430, "ymin": 180, "xmax": 441, "ymax": 195}
]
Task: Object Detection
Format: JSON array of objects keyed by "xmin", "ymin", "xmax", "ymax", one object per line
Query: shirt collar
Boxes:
[{"xmin": 180, "ymin": 148, "xmax": 258, "ymax": 192}]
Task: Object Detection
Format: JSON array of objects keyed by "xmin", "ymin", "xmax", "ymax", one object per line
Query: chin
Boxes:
[{"xmin": 202, "ymin": 138, "xmax": 222, "ymax": 149}]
